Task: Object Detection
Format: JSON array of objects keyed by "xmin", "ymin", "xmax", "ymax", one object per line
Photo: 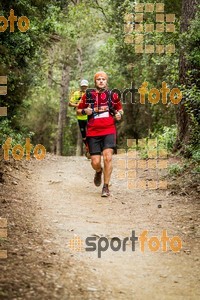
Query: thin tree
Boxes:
[
  {"xmin": 56, "ymin": 61, "xmax": 70, "ymax": 155},
  {"xmin": 174, "ymin": 0, "xmax": 198, "ymax": 153}
]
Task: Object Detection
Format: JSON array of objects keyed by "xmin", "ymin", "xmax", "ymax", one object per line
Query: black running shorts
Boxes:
[{"xmin": 87, "ymin": 134, "xmax": 116, "ymax": 156}]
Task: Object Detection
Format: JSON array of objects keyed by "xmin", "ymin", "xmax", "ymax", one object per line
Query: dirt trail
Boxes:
[{"xmin": 0, "ymin": 154, "xmax": 200, "ymax": 299}]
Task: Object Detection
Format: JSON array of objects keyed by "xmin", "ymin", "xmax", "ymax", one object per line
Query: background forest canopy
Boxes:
[{"xmin": 0, "ymin": 0, "xmax": 199, "ymax": 160}]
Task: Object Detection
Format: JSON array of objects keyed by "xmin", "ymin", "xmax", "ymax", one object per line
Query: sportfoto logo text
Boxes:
[
  {"xmin": 0, "ymin": 9, "xmax": 30, "ymax": 33},
  {"xmin": 69, "ymin": 230, "xmax": 182, "ymax": 258},
  {"xmin": 1, "ymin": 138, "xmax": 46, "ymax": 161},
  {"xmin": 85, "ymin": 81, "xmax": 182, "ymax": 105}
]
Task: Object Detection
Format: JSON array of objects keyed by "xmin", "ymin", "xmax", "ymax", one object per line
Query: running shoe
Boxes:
[
  {"xmin": 94, "ymin": 168, "xmax": 103, "ymax": 186},
  {"xmin": 101, "ymin": 185, "xmax": 110, "ymax": 197}
]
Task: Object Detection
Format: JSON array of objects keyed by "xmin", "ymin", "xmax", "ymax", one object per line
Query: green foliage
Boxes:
[
  {"xmin": 154, "ymin": 126, "xmax": 177, "ymax": 151},
  {"xmin": 0, "ymin": 0, "xmax": 64, "ymax": 127},
  {"xmin": 136, "ymin": 126, "xmax": 177, "ymax": 155},
  {"xmin": 185, "ymin": 5, "xmax": 200, "ymax": 84},
  {"xmin": 22, "ymin": 85, "xmax": 59, "ymax": 151},
  {"xmin": 177, "ymin": 5, "xmax": 200, "ymax": 154},
  {"xmin": 183, "ymin": 85, "xmax": 200, "ymax": 152},
  {"xmin": 63, "ymin": 110, "xmax": 78, "ymax": 156},
  {"xmin": 192, "ymin": 149, "xmax": 200, "ymax": 162},
  {"xmin": 168, "ymin": 163, "xmax": 183, "ymax": 175},
  {"xmin": 194, "ymin": 165, "xmax": 200, "ymax": 174},
  {"xmin": 150, "ymin": 3, "xmax": 199, "ymax": 157},
  {"xmin": 0, "ymin": 119, "xmax": 34, "ymax": 151},
  {"xmin": 0, "ymin": 0, "xmax": 198, "ymax": 160},
  {"xmin": 128, "ymin": 125, "xmax": 177, "ymax": 159}
]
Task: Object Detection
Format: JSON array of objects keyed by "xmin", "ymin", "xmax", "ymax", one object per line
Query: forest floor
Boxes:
[{"xmin": 0, "ymin": 154, "xmax": 200, "ymax": 300}]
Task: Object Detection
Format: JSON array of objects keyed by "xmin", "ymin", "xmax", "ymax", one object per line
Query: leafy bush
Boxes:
[
  {"xmin": 192, "ymin": 150, "xmax": 200, "ymax": 162},
  {"xmin": 0, "ymin": 119, "xmax": 35, "ymax": 154},
  {"xmin": 128, "ymin": 126, "xmax": 177, "ymax": 159},
  {"xmin": 168, "ymin": 163, "xmax": 183, "ymax": 175},
  {"xmin": 155, "ymin": 126, "xmax": 177, "ymax": 151}
]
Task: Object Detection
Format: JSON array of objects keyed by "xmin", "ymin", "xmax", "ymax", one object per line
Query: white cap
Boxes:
[{"xmin": 80, "ymin": 79, "xmax": 89, "ymax": 86}]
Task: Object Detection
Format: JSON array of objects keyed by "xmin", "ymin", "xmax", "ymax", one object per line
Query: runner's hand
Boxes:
[
  {"xmin": 85, "ymin": 107, "xmax": 93, "ymax": 115},
  {"xmin": 115, "ymin": 112, "xmax": 122, "ymax": 121}
]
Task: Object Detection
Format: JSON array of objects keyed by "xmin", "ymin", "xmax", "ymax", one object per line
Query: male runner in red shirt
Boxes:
[{"xmin": 77, "ymin": 71, "xmax": 123, "ymax": 197}]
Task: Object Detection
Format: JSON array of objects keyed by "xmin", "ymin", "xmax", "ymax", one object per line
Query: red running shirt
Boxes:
[{"xmin": 78, "ymin": 90, "xmax": 123, "ymax": 137}]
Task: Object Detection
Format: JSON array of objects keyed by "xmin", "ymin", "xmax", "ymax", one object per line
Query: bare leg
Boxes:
[
  {"xmin": 102, "ymin": 148, "xmax": 113, "ymax": 185},
  {"xmin": 91, "ymin": 155, "xmax": 102, "ymax": 172}
]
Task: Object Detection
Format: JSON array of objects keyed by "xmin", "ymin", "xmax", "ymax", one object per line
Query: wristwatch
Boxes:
[{"xmin": 82, "ymin": 109, "xmax": 86, "ymax": 115}]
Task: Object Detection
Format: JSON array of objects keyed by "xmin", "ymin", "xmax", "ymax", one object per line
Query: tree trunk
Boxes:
[
  {"xmin": 76, "ymin": 127, "xmax": 83, "ymax": 156},
  {"xmin": 48, "ymin": 47, "xmax": 54, "ymax": 88},
  {"xmin": 75, "ymin": 42, "xmax": 84, "ymax": 156},
  {"xmin": 56, "ymin": 63, "xmax": 70, "ymax": 155},
  {"xmin": 174, "ymin": 0, "xmax": 197, "ymax": 152},
  {"xmin": 77, "ymin": 44, "xmax": 83, "ymax": 78}
]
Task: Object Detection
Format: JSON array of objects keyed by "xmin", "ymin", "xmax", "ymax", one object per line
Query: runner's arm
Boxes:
[
  {"xmin": 77, "ymin": 94, "xmax": 93, "ymax": 116},
  {"xmin": 69, "ymin": 102, "xmax": 78, "ymax": 107},
  {"xmin": 112, "ymin": 93, "xmax": 123, "ymax": 120},
  {"xmin": 68, "ymin": 91, "xmax": 81, "ymax": 107}
]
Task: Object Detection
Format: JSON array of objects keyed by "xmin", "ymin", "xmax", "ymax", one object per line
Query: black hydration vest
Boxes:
[{"xmin": 85, "ymin": 89, "xmax": 115, "ymax": 119}]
